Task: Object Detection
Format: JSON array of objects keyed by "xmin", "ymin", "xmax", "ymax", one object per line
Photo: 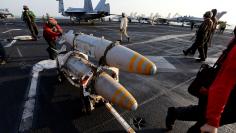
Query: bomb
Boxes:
[
  {"xmin": 61, "ymin": 30, "xmax": 157, "ymax": 75},
  {"xmin": 57, "ymin": 52, "xmax": 138, "ymax": 111}
]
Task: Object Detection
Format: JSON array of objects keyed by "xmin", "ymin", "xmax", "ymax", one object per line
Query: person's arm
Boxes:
[
  {"xmin": 21, "ymin": 12, "xmax": 24, "ymax": 21},
  {"xmin": 234, "ymin": 27, "xmax": 236, "ymax": 35},
  {"xmin": 28, "ymin": 11, "xmax": 36, "ymax": 22},
  {"xmin": 55, "ymin": 24, "xmax": 63, "ymax": 34},
  {"xmin": 120, "ymin": 18, "xmax": 124, "ymax": 30},
  {"xmin": 44, "ymin": 26, "xmax": 61, "ymax": 37},
  {"xmin": 206, "ymin": 45, "xmax": 236, "ymax": 127}
]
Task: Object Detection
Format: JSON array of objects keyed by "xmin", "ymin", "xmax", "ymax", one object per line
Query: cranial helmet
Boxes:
[
  {"xmin": 23, "ymin": 5, "xmax": 29, "ymax": 10},
  {"xmin": 204, "ymin": 11, "xmax": 213, "ymax": 18},
  {"xmin": 48, "ymin": 17, "xmax": 57, "ymax": 26},
  {"xmin": 211, "ymin": 9, "xmax": 217, "ymax": 16},
  {"xmin": 122, "ymin": 12, "xmax": 126, "ymax": 17}
]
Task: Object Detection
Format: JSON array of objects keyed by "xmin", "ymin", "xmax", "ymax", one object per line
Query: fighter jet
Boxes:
[
  {"xmin": 56, "ymin": 0, "xmax": 110, "ymax": 23},
  {"xmin": 158, "ymin": 11, "xmax": 227, "ymax": 26},
  {"xmin": 0, "ymin": 8, "xmax": 14, "ymax": 19}
]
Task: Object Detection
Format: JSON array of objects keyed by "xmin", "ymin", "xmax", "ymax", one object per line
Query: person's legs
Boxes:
[
  {"xmin": 32, "ymin": 22, "xmax": 39, "ymax": 36},
  {"xmin": 27, "ymin": 22, "xmax": 37, "ymax": 39},
  {"xmin": 120, "ymin": 31, "xmax": 123, "ymax": 41},
  {"xmin": 45, "ymin": 39, "xmax": 57, "ymax": 59},
  {"xmin": 186, "ymin": 96, "xmax": 207, "ymax": 133},
  {"xmin": 187, "ymin": 121, "xmax": 205, "ymax": 133},
  {"xmin": 183, "ymin": 42, "xmax": 198, "ymax": 56},
  {"xmin": 197, "ymin": 46, "xmax": 205, "ymax": 61},
  {"xmin": 123, "ymin": 28, "xmax": 130, "ymax": 42},
  {"xmin": 0, "ymin": 42, "xmax": 6, "ymax": 64},
  {"xmin": 166, "ymin": 105, "xmax": 203, "ymax": 130},
  {"xmin": 166, "ymin": 95, "xmax": 208, "ymax": 130},
  {"xmin": 208, "ymin": 33, "xmax": 214, "ymax": 47},
  {"xmin": 0, "ymin": 42, "xmax": 6, "ymax": 60},
  {"xmin": 204, "ymin": 42, "xmax": 208, "ymax": 59}
]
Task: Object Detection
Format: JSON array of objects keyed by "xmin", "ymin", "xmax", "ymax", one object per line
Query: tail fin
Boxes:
[
  {"xmin": 104, "ymin": 3, "xmax": 110, "ymax": 14},
  {"xmin": 167, "ymin": 13, "xmax": 171, "ymax": 19},
  {"xmin": 216, "ymin": 11, "xmax": 227, "ymax": 20},
  {"xmin": 130, "ymin": 12, "xmax": 133, "ymax": 17},
  {"xmin": 56, "ymin": 0, "xmax": 64, "ymax": 13},
  {"xmin": 95, "ymin": 0, "xmax": 110, "ymax": 14},
  {"xmin": 150, "ymin": 13, "xmax": 154, "ymax": 19},
  {"xmin": 95, "ymin": 0, "xmax": 105, "ymax": 11},
  {"xmin": 84, "ymin": 0, "xmax": 93, "ymax": 12}
]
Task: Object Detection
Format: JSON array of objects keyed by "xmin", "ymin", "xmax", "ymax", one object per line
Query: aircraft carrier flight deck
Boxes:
[{"xmin": 0, "ymin": 19, "xmax": 235, "ymax": 133}]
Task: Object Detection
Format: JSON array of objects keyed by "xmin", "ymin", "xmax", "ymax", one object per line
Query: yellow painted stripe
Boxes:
[
  {"xmin": 118, "ymin": 94, "xmax": 127, "ymax": 108},
  {"xmin": 128, "ymin": 127, "xmax": 135, "ymax": 133},
  {"xmin": 128, "ymin": 53, "xmax": 138, "ymax": 72},
  {"xmin": 111, "ymin": 87, "xmax": 123, "ymax": 104},
  {"xmin": 137, "ymin": 57, "xmax": 146, "ymax": 74},
  {"xmin": 118, "ymin": 88, "xmax": 132, "ymax": 109},
  {"xmin": 145, "ymin": 62, "xmax": 153, "ymax": 74}
]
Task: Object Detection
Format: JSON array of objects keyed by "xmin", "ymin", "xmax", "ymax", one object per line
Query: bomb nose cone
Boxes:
[
  {"xmin": 95, "ymin": 72, "xmax": 138, "ymax": 111},
  {"xmin": 150, "ymin": 62, "xmax": 157, "ymax": 75},
  {"xmin": 106, "ymin": 45, "xmax": 157, "ymax": 75},
  {"xmin": 130, "ymin": 102, "xmax": 138, "ymax": 111}
]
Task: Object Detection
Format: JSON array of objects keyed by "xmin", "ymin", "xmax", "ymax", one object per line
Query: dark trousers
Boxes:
[
  {"xmin": 26, "ymin": 22, "xmax": 38, "ymax": 39},
  {"xmin": 197, "ymin": 46, "xmax": 206, "ymax": 60},
  {"xmin": 185, "ymin": 42, "xmax": 206, "ymax": 60},
  {"xmin": 203, "ymin": 42, "xmax": 208, "ymax": 59},
  {"xmin": 173, "ymin": 94, "xmax": 236, "ymax": 133},
  {"xmin": 185, "ymin": 42, "xmax": 198, "ymax": 55},
  {"xmin": 44, "ymin": 38, "xmax": 57, "ymax": 60},
  {"xmin": 0, "ymin": 42, "xmax": 6, "ymax": 60}
]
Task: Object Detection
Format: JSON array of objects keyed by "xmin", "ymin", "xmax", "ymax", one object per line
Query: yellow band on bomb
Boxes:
[{"xmin": 129, "ymin": 53, "xmax": 138, "ymax": 72}]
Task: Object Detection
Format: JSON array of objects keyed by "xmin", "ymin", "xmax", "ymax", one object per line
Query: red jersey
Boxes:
[
  {"xmin": 43, "ymin": 24, "xmax": 62, "ymax": 41},
  {"xmin": 206, "ymin": 40, "xmax": 236, "ymax": 127}
]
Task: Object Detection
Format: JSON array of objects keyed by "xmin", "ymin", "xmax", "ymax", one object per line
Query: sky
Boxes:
[{"xmin": 1, "ymin": 0, "xmax": 235, "ymax": 26}]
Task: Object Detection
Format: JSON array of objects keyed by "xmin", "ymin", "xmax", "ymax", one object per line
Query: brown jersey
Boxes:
[
  {"xmin": 211, "ymin": 16, "xmax": 218, "ymax": 32},
  {"xmin": 196, "ymin": 18, "xmax": 213, "ymax": 45}
]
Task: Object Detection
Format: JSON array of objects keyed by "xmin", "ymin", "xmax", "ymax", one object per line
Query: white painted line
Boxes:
[
  {"xmin": 16, "ymin": 47, "xmax": 23, "ymax": 57},
  {"xmin": 174, "ymin": 37, "xmax": 192, "ymax": 43},
  {"xmin": 4, "ymin": 40, "xmax": 17, "ymax": 47},
  {"xmin": 105, "ymin": 103, "xmax": 136, "ymax": 133},
  {"xmin": 13, "ymin": 35, "xmax": 33, "ymax": 41},
  {"xmin": 19, "ymin": 60, "xmax": 57, "ymax": 132},
  {"xmin": 125, "ymin": 33, "xmax": 194, "ymax": 47},
  {"xmin": 101, "ymin": 27, "xmax": 117, "ymax": 32},
  {"xmin": 2, "ymin": 29, "xmax": 22, "ymax": 34}
]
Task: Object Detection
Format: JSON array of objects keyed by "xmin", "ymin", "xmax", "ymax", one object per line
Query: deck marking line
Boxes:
[{"xmin": 19, "ymin": 60, "xmax": 56, "ymax": 132}]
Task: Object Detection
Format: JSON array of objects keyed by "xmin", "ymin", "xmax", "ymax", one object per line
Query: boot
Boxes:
[
  {"xmin": 187, "ymin": 121, "xmax": 204, "ymax": 133},
  {"xmin": 0, "ymin": 59, "xmax": 6, "ymax": 65}
]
